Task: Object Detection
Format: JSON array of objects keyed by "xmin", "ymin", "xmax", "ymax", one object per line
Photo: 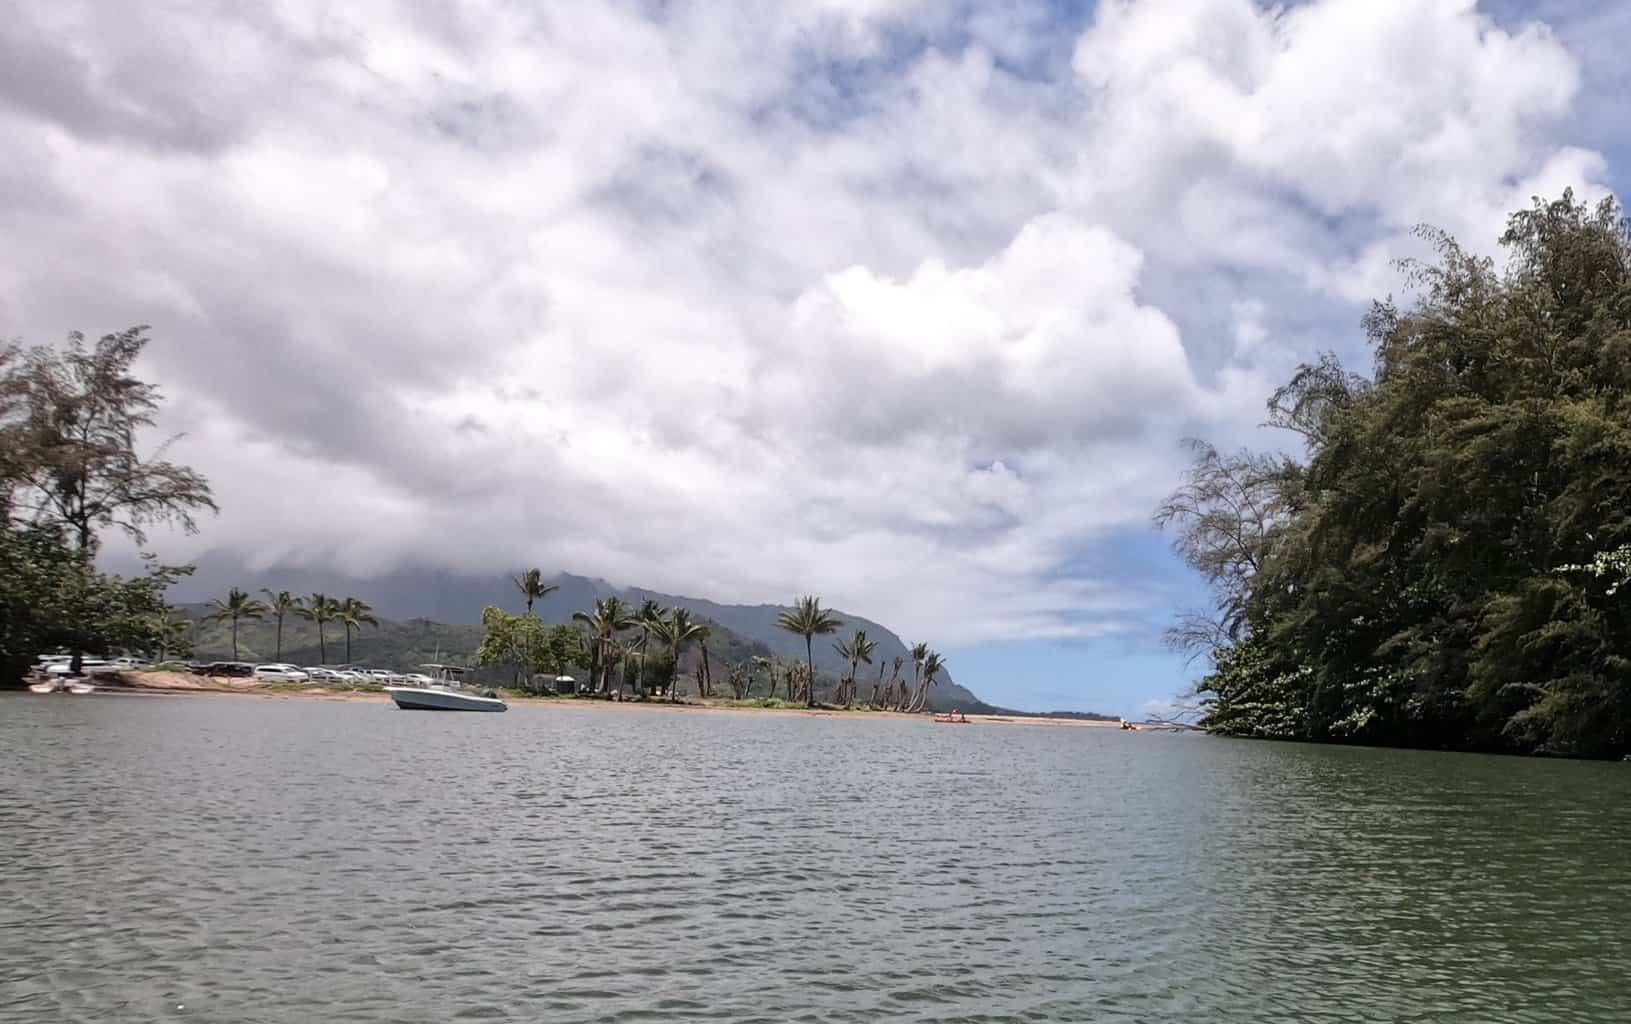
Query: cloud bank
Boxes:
[{"xmin": 0, "ymin": 0, "xmax": 1615, "ymax": 643}]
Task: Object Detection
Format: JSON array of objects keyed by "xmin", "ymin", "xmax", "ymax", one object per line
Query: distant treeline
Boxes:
[{"xmin": 1159, "ymin": 192, "xmax": 1631, "ymax": 759}]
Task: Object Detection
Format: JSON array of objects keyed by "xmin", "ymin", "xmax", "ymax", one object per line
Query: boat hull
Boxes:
[
  {"xmin": 386, "ymin": 687, "xmax": 507, "ymax": 712},
  {"xmin": 28, "ymin": 680, "xmax": 95, "ymax": 694}
]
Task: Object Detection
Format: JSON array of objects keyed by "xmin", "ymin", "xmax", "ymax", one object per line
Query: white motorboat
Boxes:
[{"xmin": 386, "ymin": 665, "xmax": 506, "ymax": 712}]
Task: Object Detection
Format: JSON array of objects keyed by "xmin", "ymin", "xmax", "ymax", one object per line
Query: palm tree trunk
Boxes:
[
  {"xmin": 670, "ymin": 642, "xmax": 681, "ymax": 703},
  {"xmin": 700, "ymin": 643, "xmax": 712, "ymax": 699},
  {"xmin": 231, "ymin": 617, "xmax": 240, "ymax": 660},
  {"xmin": 317, "ymin": 622, "xmax": 327, "ymax": 663},
  {"xmin": 345, "ymin": 624, "xmax": 353, "ymax": 663},
  {"xmin": 636, "ymin": 628, "xmax": 649, "ymax": 697},
  {"xmin": 804, "ymin": 636, "xmax": 815, "ymax": 707},
  {"xmin": 274, "ymin": 615, "xmax": 283, "ymax": 660}
]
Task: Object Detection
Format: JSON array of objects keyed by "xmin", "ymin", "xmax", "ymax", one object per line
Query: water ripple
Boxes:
[{"xmin": 2, "ymin": 695, "xmax": 1629, "ymax": 1021}]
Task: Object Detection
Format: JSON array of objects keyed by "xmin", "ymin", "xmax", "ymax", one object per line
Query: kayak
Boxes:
[{"xmin": 932, "ymin": 715, "xmax": 970, "ymax": 724}]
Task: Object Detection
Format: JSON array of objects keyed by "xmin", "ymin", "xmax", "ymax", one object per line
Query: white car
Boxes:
[
  {"xmin": 46, "ymin": 659, "xmax": 118, "ymax": 676},
  {"xmin": 303, "ymin": 667, "xmax": 338, "ymax": 681},
  {"xmin": 253, "ymin": 664, "xmax": 311, "ymax": 682},
  {"xmin": 362, "ymin": 669, "xmax": 400, "ymax": 684},
  {"xmin": 331, "ymin": 670, "xmax": 364, "ymax": 683},
  {"xmin": 401, "ymin": 673, "xmax": 434, "ymax": 686}
]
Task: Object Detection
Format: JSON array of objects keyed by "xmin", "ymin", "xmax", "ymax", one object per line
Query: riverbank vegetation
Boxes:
[
  {"xmin": 0, "ymin": 328, "xmax": 211, "ymax": 683},
  {"xmin": 470, "ymin": 583, "xmax": 951, "ymax": 710},
  {"xmin": 1159, "ymin": 193, "xmax": 1631, "ymax": 759}
]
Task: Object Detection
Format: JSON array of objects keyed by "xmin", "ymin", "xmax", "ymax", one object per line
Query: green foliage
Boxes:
[
  {"xmin": 776, "ymin": 595, "xmax": 843, "ymax": 706},
  {"xmin": 1165, "ymin": 192, "xmax": 1631, "ymax": 758},
  {"xmin": 293, "ymin": 593, "xmax": 339, "ymax": 662},
  {"xmin": 832, "ymin": 628, "xmax": 877, "ymax": 705},
  {"xmin": 260, "ymin": 589, "xmax": 301, "ymax": 660},
  {"xmin": 513, "ymin": 568, "xmax": 558, "ymax": 614},
  {"xmin": 336, "ymin": 596, "xmax": 379, "ymax": 662},
  {"xmin": 476, "ymin": 606, "xmax": 590, "ymax": 691},
  {"xmin": 3, "ymin": 326, "xmax": 215, "ymax": 550},
  {"xmin": 204, "ymin": 587, "xmax": 267, "ymax": 660},
  {"xmin": 1, "ymin": 327, "xmax": 210, "ymax": 680},
  {"xmin": 649, "ymin": 606, "xmax": 707, "ymax": 698},
  {"xmin": 572, "ymin": 596, "xmax": 639, "ymax": 693},
  {"xmin": 0, "ymin": 522, "xmax": 189, "ymax": 683}
]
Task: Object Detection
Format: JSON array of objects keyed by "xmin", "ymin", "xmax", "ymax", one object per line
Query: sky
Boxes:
[{"xmin": 2, "ymin": 1, "xmax": 1628, "ymax": 717}]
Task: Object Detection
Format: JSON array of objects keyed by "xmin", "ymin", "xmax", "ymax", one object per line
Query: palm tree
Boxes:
[
  {"xmin": 869, "ymin": 656, "xmax": 889, "ymax": 706},
  {"xmin": 633, "ymin": 598, "xmax": 665, "ymax": 697},
  {"xmin": 696, "ymin": 624, "xmax": 714, "ymax": 699},
  {"xmin": 153, "ymin": 615, "xmax": 194, "ymax": 663},
  {"xmin": 260, "ymin": 590, "xmax": 301, "ymax": 661},
  {"xmin": 775, "ymin": 595, "xmax": 842, "ymax": 707},
  {"xmin": 572, "ymin": 596, "xmax": 638, "ymax": 694},
  {"xmin": 649, "ymin": 607, "xmax": 707, "ymax": 701},
  {"xmin": 881, "ymin": 655, "xmax": 904, "ymax": 708},
  {"xmin": 336, "ymin": 597, "xmax": 379, "ymax": 663},
  {"xmin": 832, "ymin": 629, "xmax": 875, "ymax": 707},
  {"xmin": 910, "ymin": 650, "xmax": 946, "ymax": 712},
  {"xmin": 295, "ymin": 592, "xmax": 338, "ymax": 663},
  {"xmin": 513, "ymin": 568, "xmax": 558, "ymax": 616},
  {"xmin": 899, "ymin": 642, "xmax": 929, "ymax": 711},
  {"xmin": 204, "ymin": 587, "xmax": 268, "ymax": 661}
]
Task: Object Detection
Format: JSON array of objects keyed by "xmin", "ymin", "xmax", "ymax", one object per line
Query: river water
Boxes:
[{"xmin": 2, "ymin": 693, "xmax": 1627, "ymax": 1022}]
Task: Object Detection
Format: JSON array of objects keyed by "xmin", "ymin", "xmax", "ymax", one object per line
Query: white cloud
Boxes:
[
  {"xmin": 0, "ymin": 0, "xmax": 1617, "ymax": 651},
  {"xmin": 1068, "ymin": 0, "xmax": 1609, "ymax": 285}
]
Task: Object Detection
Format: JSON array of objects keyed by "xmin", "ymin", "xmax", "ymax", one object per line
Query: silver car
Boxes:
[{"xmin": 253, "ymin": 664, "xmax": 311, "ymax": 683}]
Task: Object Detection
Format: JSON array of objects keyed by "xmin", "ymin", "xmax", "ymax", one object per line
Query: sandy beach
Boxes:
[{"xmin": 61, "ymin": 670, "xmax": 1128, "ymax": 728}]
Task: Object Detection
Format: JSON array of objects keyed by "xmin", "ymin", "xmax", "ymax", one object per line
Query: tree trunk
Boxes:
[
  {"xmin": 804, "ymin": 636, "xmax": 815, "ymax": 707},
  {"xmin": 231, "ymin": 617, "xmax": 240, "ymax": 660},
  {"xmin": 670, "ymin": 642, "xmax": 681, "ymax": 703},
  {"xmin": 700, "ymin": 643, "xmax": 712, "ymax": 699},
  {"xmin": 68, "ymin": 517, "xmax": 93, "ymax": 675},
  {"xmin": 345, "ymin": 624, "xmax": 353, "ymax": 663},
  {"xmin": 317, "ymin": 622, "xmax": 327, "ymax": 663},
  {"xmin": 275, "ymin": 616, "xmax": 283, "ymax": 660}
]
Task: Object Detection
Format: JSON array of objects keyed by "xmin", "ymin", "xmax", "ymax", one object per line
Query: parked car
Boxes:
[
  {"xmin": 253, "ymin": 664, "xmax": 310, "ymax": 682},
  {"xmin": 362, "ymin": 669, "xmax": 400, "ymax": 684},
  {"xmin": 303, "ymin": 667, "xmax": 338, "ymax": 681},
  {"xmin": 331, "ymin": 670, "xmax": 364, "ymax": 683},
  {"xmin": 45, "ymin": 659, "xmax": 119, "ymax": 677},
  {"xmin": 201, "ymin": 662, "xmax": 257, "ymax": 677},
  {"xmin": 401, "ymin": 673, "xmax": 434, "ymax": 686}
]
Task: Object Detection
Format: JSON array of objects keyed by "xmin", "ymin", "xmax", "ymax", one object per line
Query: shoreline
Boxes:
[{"xmin": 37, "ymin": 671, "xmax": 1128, "ymax": 728}]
